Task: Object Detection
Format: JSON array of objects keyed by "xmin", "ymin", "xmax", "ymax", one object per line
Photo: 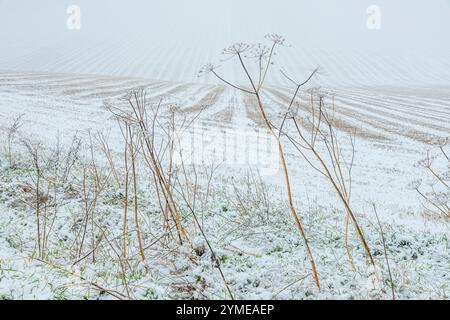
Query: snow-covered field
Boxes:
[
  {"xmin": 0, "ymin": 71, "xmax": 448, "ymax": 300},
  {"xmin": 0, "ymin": 0, "xmax": 449, "ymax": 301}
]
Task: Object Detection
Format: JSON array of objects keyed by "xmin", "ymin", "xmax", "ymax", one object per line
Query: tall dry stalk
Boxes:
[
  {"xmin": 5, "ymin": 114, "xmax": 24, "ymax": 166},
  {"xmin": 22, "ymin": 141, "xmax": 43, "ymax": 259},
  {"xmin": 115, "ymin": 118, "xmax": 146, "ymax": 260},
  {"xmin": 203, "ymin": 35, "xmax": 320, "ymax": 288},
  {"xmin": 127, "ymin": 124, "xmax": 146, "ymax": 261},
  {"xmin": 75, "ymin": 136, "xmax": 111, "ymax": 262},
  {"xmin": 280, "ymin": 86, "xmax": 374, "ymax": 266},
  {"xmin": 97, "ymin": 131, "xmax": 122, "ymax": 188},
  {"xmin": 372, "ymin": 204, "xmax": 395, "ymax": 300},
  {"xmin": 122, "ymin": 124, "xmax": 130, "ymax": 257}
]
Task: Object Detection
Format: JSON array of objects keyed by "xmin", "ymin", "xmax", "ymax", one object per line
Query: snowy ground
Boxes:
[
  {"xmin": 0, "ymin": 71, "xmax": 448, "ymax": 300},
  {"xmin": 0, "ymin": 71, "xmax": 449, "ymax": 223}
]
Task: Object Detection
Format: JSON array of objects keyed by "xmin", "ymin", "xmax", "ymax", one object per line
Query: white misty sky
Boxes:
[
  {"xmin": 0, "ymin": 0, "xmax": 449, "ymax": 85},
  {"xmin": 1, "ymin": 0, "xmax": 449, "ymax": 49}
]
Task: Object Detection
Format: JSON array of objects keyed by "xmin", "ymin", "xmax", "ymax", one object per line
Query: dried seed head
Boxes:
[
  {"xmin": 265, "ymin": 34, "xmax": 287, "ymax": 46},
  {"xmin": 198, "ymin": 63, "xmax": 216, "ymax": 77},
  {"xmin": 250, "ymin": 43, "xmax": 271, "ymax": 60},
  {"xmin": 408, "ymin": 179, "xmax": 422, "ymax": 190},
  {"xmin": 222, "ymin": 42, "xmax": 253, "ymax": 55},
  {"xmin": 169, "ymin": 104, "xmax": 181, "ymax": 114}
]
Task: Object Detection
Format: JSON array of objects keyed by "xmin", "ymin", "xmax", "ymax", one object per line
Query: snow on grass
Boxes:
[{"xmin": 0, "ymin": 143, "xmax": 448, "ymax": 300}]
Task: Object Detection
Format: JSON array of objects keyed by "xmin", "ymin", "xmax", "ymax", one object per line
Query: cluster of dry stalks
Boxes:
[
  {"xmin": 16, "ymin": 135, "xmax": 82, "ymax": 260},
  {"xmin": 201, "ymin": 34, "xmax": 376, "ymax": 288},
  {"xmin": 106, "ymin": 91, "xmax": 235, "ymax": 298},
  {"xmin": 415, "ymin": 139, "xmax": 450, "ymax": 219},
  {"xmin": 1, "ymin": 112, "xmax": 234, "ymax": 298}
]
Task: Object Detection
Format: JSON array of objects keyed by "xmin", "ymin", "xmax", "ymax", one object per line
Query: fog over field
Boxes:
[{"xmin": 1, "ymin": 0, "xmax": 450, "ymax": 85}]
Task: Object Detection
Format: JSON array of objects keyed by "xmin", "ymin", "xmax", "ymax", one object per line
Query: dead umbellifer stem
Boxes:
[
  {"xmin": 122, "ymin": 126, "xmax": 129, "ymax": 258},
  {"xmin": 128, "ymin": 125, "xmax": 146, "ymax": 261},
  {"xmin": 256, "ymin": 93, "xmax": 321, "ymax": 289},
  {"xmin": 345, "ymin": 212, "xmax": 357, "ymax": 270},
  {"xmin": 209, "ymin": 45, "xmax": 320, "ymax": 289},
  {"xmin": 35, "ymin": 160, "xmax": 42, "ymax": 259},
  {"xmin": 234, "ymin": 51, "xmax": 320, "ymax": 289},
  {"xmin": 280, "ymin": 73, "xmax": 374, "ymax": 268},
  {"xmin": 290, "ymin": 116, "xmax": 375, "ymax": 266},
  {"xmin": 373, "ymin": 204, "xmax": 395, "ymax": 300}
]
